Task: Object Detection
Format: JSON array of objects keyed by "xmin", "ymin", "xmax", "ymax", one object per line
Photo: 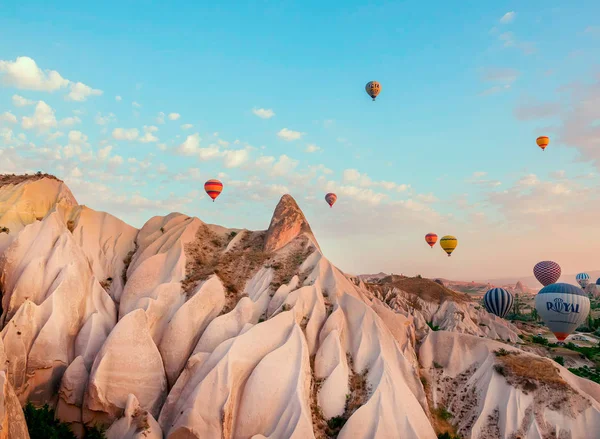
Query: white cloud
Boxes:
[
  {"xmin": 223, "ymin": 149, "xmax": 249, "ymax": 168},
  {"xmin": 517, "ymin": 174, "xmax": 539, "ymax": 186},
  {"xmin": 132, "ymin": 101, "xmax": 142, "ymax": 108},
  {"xmin": 115, "ymin": 95, "xmax": 122, "ymax": 101},
  {"xmin": 70, "ymin": 167, "xmax": 83, "ymax": 178},
  {"xmin": 12, "ymin": 94, "xmax": 34, "ymax": 107},
  {"xmin": 45, "ymin": 131, "xmax": 63, "ymax": 143},
  {"xmin": 181, "ymin": 123, "xmax": 193, "ymax": 130},
  {"xmin": 108, "ymin": 155, "xmax": 124, "ymax": 167},
  {"xmin": 95, "ymin": 112, "xmax": 116, "ymax": 125},
  {"xmin": 343, "ymin": 169, "xmax": 361, "ymax": 182},
  {"xmin": 253, "ymin": 108, "xmax": 275, "ymax": 119},
  {"xmin": 198, "ymin": 145, "xmax": 221, "ymax": 161},
  {"xmin": 156, "ymin": 112, "xmax": 165, "ymax": 124},
  {"xmin": 473, "ymin": 171, "xmax": 487, "ymax": 178},
  {"xmin": 0, "ymin": 128, "xmax": 13, "ymax": 143},
  {"xmin": 416, "ymin": 193, "xmax": 439, "ymax": 203},
  {"xmin": 272, "ymin": 155, "xmax": 298, "ymax": 176},
  {"xmin": 68, "ymin": 130, "xmax": 88, "ymax": 145},
  {"xmin": 176, "ymin": 133, "xmax": 201, "ymax": 155},
  {"xmin": 0, "ymin": 112, "xmax": 17, "ymax": 124},
  {"xmin": 112, "ymin": 127, "xmax": 139, "ymax": 141},
  {"xmin": 305, "ymin": 144, "xmax": 321, "ymax": 153},
  {"xmin": 277, "ymin": 128, "xmax": 304, "ymax": 141},
  {"xmin": 500, "ymin": 12, "xmax": 515, "ymax": 24},
  {"xmin": 59, "ymin": 116, "xmax": 81, "ymax": 127},
  {"xmin": 139, "ymin": 125, "xmax": 159, "ymax": 143},
  {"xmin": 168, "ymin": 113, "xmax": 180, "ymax": 121},
  {"xmin": 98, "ymin": 145, "xmax": 112, "ymax": 160},
  {"xmin": 0, "ymin": 56, "xmax": 69, "ymax": 91},
  {"xmin": 22, "ymin": 101, "xmax": 57, "ymax": 131},
  {"xmin": 66, "ymin": 81, "xmax": 103, "ymax": 101}
]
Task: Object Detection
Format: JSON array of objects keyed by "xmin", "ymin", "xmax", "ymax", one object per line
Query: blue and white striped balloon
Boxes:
[
  {"xmin": 483, "ymin": 287, "xmax": 514, "ymax": 319},
  {"xmin": 576, "ymin": 272, "xmax": 590, "ymax": 288}
]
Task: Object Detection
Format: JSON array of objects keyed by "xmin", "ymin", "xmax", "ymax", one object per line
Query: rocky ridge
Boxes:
[{"xmin": 0, "ymin": 175, "xmax": 596, "ymax": 439}]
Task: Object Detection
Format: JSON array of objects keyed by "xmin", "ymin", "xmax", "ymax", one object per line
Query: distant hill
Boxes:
[{"xmin": 477, "ymin": 270, "xmax": 600, "ymax": 290}]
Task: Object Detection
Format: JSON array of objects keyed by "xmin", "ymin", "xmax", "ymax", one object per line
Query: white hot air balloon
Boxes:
[{"xmin": 535, "ymin": 283, "xmax": 590, "ymax": 342}]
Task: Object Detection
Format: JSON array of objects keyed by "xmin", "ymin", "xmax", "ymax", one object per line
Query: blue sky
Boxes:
[{"xmin": 1, "ymin": 1, "xmax": 600, "ymax": 280}]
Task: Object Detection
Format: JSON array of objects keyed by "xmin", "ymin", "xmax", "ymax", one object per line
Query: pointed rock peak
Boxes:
[{"xmin": 264, "ymin": 194, "xmax": 319, "ymax": 253}]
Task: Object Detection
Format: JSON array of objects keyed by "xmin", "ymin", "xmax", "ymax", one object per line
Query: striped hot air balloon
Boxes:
[
  {"xmin": 425, "ymin": 233, "xmax": 438, "ymax": 248},
  {"xmin": 365, "ymin": 81, "xmax": 381, "ymax": 101},
  {"xmin": 484, "ymin": 288, "xmax": 514, "ymax": 319},
  {"xmin": 535, "ymin": 283, "xmax": 590, "ymax": 342},
  {"xmin": 533, "ymin": 261, "xmax": 561, "ymax": 286},
  {"xmin": 576, "ymin": 272, "xmax": 590, "ymax": 288},
  {"xmin": 325, "ymin": 193, "xmax": 337, "ymax": 208},
  {"xmin": 536, "ymin": 136, "xmax": 550, "ymax": 151},
  {"xmin": 204, "ymin": 179, "xmax": 223, "ymax": 202},
  {"xmin": 440, "ymin": 235, "xmax": 457, "ymax": 257}
]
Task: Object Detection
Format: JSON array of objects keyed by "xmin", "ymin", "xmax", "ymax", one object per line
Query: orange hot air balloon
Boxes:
[
  {"xmin": 325, "ymin": 193, "xmax": 337, "ymax": 208},
  {"xmin": 536, "ymin": 136, "xmax": 550, "ymax": 151},
  {"xmin": 365, "ymin": 81, "xmax": 381, "ymax": 101},
  {"xmin": 425, "ymin": 233, "xmax": 438, "ymax": 248},
  {"xmin": 204, "ymin": 179, "xmax": 223, "ymax": 202}
]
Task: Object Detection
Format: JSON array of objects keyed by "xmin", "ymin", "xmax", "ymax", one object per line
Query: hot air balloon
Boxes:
[
  {"xmin": 536, "ymin": 136, "xmax": 550, "ymax": 151},
  {"xmin": 535, "ymin": 283, "xmax": 590, "ymax": 342},
  {"xmin": 425, "ymin": 233, "xmax": 438, "ymax": 248},
  {"xmin": 533, "ymin": 261, "xmax": 561, "ymax": 286},
  {"xmin": 440, "ymin": 235, "xmax": 457, "ymax": 257},
  {"xmin": 484, "ymin": 287, "xmax": 514, "ymax": 319},
  {"xmin": 325, "ymin": 193, "xmax": 337, "ymax": 208},
  {"xmin": 365, "ymin": 81, "xmax": 381, "ymax": 101},
  {"xmin": 596, "ymin": 278, "xmax": 600, "ymax": 286},
  {"xmin": 576, "ymin": 272, "xmax": 590, "ymax": 288},
  {"xmin": 204, "ymin": 179, "xmax": 223, "ymax": 202}
]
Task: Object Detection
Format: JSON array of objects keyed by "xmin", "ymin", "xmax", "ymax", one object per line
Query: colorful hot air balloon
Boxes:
[
  {"xmin": 204, "ymin": 179, "xmax": 223, "ymax": 202},
  {"xmin": 440, "ymin": 235, "xmax": 457, "ymax": 257},
  {"xmin": 533, "ymin": 261, "xmax": 561, "ymax": 287},
  {"xmin": 484, "ymin": 287, "xmax": 514, "ymax": 319},
  {"xmin": 425, "ymin": 233, "xmax": 438, "ymax": 248},
  {"xmin": 536, "ymin": 136, "xmax": 550, "ymax": 151},
  {"xmin": 535, "ymin": 283, "xmax": 590, "ymax": 342},
  {"xmin": 325, "ymin": 193, "xmax": 337, "ymax": 208},
  {"xmin": 576, "ymin": 272, "xmax": 590, "ymax": 288},
  {"xmin": 365, "ymin": 81, "xmax": 381, "ymax": 101}
]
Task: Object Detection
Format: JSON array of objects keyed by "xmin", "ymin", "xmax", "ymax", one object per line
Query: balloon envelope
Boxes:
[
  {"xmin": 536, "ymin": 136, "xmax": 550, "ymax": 150},
  {"xmin": 204, "ymin": 179, "xmax": 223, "ymax": 201},
  {"xmin": 535, "ymin": 283, "xmax": 590, "ymax": 341},
  {"xmin": 576, "ymin": 272, "xmax": 590, "ymax": 288},
  {"xmin": 597, "ymin": 278, "xmax": 600, "ymax": 286},
  {"xmin": 325, "ymin": 193, "xmax": 337, "ymax": 208},
  {"xmin": 425, "ymin": 233, "xmax": 438, "ymax": 248},
  {"xmin": 440, "ymin": 235, "xmax": 457, "ymax": 256},
  {"xmin": 484, "ymin": 288, "xmax": 514, "ymax": 319},
  {"xmin": 533, "ymin": 261, "xmax": 561, "ymax": 286},
  {"xmin": 365, "ymin": 81, "xmax": 381, "ymax": 101}
]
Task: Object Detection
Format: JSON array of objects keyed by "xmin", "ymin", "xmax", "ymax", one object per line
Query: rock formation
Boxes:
[{"xmin": 0, "ymin": 174, "xmax": 597, "ymax": 438}]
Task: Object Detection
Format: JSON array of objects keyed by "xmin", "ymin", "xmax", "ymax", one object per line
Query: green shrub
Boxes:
[
  {"xmin": 24, "ymin": 403, "xmax": 78, "ymax": 439},
  {"xmin": 532, "ymin": 335, "xmax": 548, "ymax": 345},
  {"xmin": 427, "ymin": 321, "xmax": 440, "ymax": 331},
  {"xmin": 553, "ymin": 356, "xmax": 565, "ymax": 366}
]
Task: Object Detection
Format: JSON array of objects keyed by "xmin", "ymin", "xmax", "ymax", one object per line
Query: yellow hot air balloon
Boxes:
[
  {"xmin": 365, "ymin": 81, "xmax": 381, "ymax": 101},
  {"xmin": 536, "ymin": 136, "xmax": 549, "ymax": 151},
  {"xmin": 440, "ymin": 235, "xmax": 457, "ymax": 257}
]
